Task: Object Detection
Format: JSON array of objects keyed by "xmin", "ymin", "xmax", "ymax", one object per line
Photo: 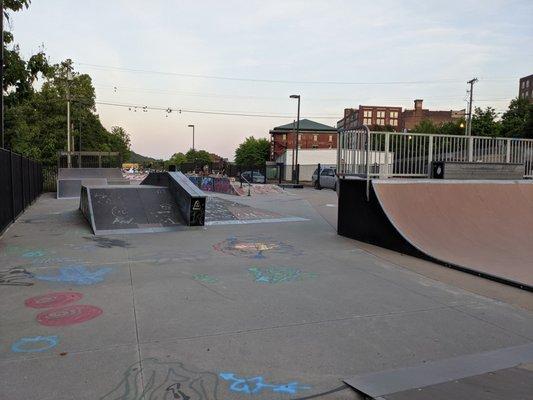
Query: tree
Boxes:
[
  {"xmin": 411, "ymin": 119, "xmax": 437, "ymax": 134},
  {"xmin": 471, "ymin": 107, "xmax": 500, "ymax": 137},
  {"xmin": 500, "ymin": 98, "xmax": 533, "ymax": 139},
  {"xmin": 437, "ymin": 120, "xmax": 465, "ymax": 136},
  {"xmin": 234, "ymin": 137, "xmax": 270, "ymax": 166},
  {"xmin": 185, "ymin": 149, "xmax": 212, "ymax": 165},
  {"xmin": 109, "ymin": 126, "xmax": 131, "ymax": 162},
  {"xmin": 168, "ymin": 152, "xmax": 187, "ymax": 166}
]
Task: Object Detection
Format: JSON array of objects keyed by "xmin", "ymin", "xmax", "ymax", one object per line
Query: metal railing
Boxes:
[
  {"xmin": 58, "ymin": 151, "xmax": 121, "ymax": 169},
  {"xmin": 338, "ymin": 127, "xmax": 533, "ymax": 179},
  {"xmin": 0, "ymin": 148, "xmax": 43, "ymax": 234}
]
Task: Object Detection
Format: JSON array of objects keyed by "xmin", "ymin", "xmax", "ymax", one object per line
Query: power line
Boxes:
[
  {"xmin": 79, "ymin": 62, "xmax": 516, "ymax": 86},
  {"xmin": 94, "ymin": 101, "xmax": 339, "ymax": 120},
  {"xmin": 93, "ymin": 83, "xmax": 513, "ymax": 103}
]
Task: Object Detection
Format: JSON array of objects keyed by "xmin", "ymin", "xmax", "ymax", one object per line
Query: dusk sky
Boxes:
[{"xmin": 11, "ymin": 0, "xmax": 533, "ymax": 160}]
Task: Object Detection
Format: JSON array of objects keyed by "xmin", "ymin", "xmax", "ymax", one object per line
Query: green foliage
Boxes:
[
  {"xmin": 234, "ymin": 136, "xmax": 270, "ymax": 166},
  {"xmin": 168, "ymin": 152, "xmax": 187, "ymax": 166},
  {"xmin": 471, "ymin": 107, "xmax": 500, "ymax": 137},
  {"xmin": 411, "ymin": 119, "xmax": 438, "ymax": 134},
  {"xmin": 500, "ymin": 98, "xmax": 533, "ymax": 139},
  {"xmin": 185, "ymin": 149, "xmax": 213, "ymax": 164},
  {"xmin": 2, "ymin": 4, "xmax": 130, "ymax": 164}
]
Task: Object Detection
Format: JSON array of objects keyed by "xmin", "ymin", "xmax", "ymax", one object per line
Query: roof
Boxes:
[{"xmin": 271, "ymin": 119, "xmax": 337, "ymax": 132}]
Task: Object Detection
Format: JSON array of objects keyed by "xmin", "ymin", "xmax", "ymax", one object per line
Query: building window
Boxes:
[
  {"xmin": 527, "ymin": 80, "xmax": 530, "ymax": 88},
  {"xmin": 390, "ymin": 119, "xmax": 398, "ymax": 126},
  {"xmin": 376, "ymin": 118, "xmax": 385, "ymax": 125},
  {"xmin": 328, "ymin": 135, "xmax": 333, "ymax": 142},
  {"xmin": 282, "ymin": 134, "xmax": 286, "ymax": 140},
  {"xmin": 522, "ymin": 81, "xmax": 526, "ymax": 88},
  {"xmin": 390, "ymin": 111, "xmax": 398, "ymax": 118},
  {"xmin": 363, "ymin": 118, "xmax": 372, "ymax": 125},
  {"xmin": 298, "ymin": 134, "xmax": 302, "ymax": 140},
  {"xmin": 363, "ymin": 110, "xmax": 372, "ymax": 118},
  {"xmin": 313, "ymin": 134, "xmax": 318, "ymax": 141},
  {"xmin": 376, "ymin": 111, "xmax": 385, "ymax": 118}
]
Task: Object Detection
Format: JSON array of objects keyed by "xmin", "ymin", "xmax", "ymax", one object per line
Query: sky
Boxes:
[{"xmin": 10, "ymin": 0, "xmax": 533, "ymax": 160}]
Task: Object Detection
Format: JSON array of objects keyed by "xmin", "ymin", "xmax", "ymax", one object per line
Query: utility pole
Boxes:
[
  {"xmin": 66, "ymin": 62, "xmax": 73, "ymax": 167},
  {"xmin": 1, "ymin": 0, "xmax": 4, "ymax": 149},
  {"xmin": 466, "ymin": 78, "xmax": 478, "ymax": 136},
  {"xmin": 291, "ymin": 119, "xmax": 295, "ymax": 182},
  {"xmin": 290, "ymin": 95, "xmax": 301, "ymax": 183}
]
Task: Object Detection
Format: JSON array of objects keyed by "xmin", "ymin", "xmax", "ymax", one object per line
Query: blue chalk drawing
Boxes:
[
  {"xmin": 21, "ymin": 250, "xmax": 46, "ymax": 258},
  {"xmin": 248, "ymin": 267, "xmax": 317, "ymax": 284},
  {"xmin": 35, "ymin": 265, "xmax": 113, "ymax": 285},
  {"xmin": 11, "ymin": 335, "xmax": 59, "ymax": 353},
  {"xmin": 220, "ymin": 373, "xmax": 310, "ymax": 395}
]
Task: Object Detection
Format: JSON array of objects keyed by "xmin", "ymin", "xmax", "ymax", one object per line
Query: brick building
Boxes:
[
  {"xmin": 337, "ymin": 99, "xmax": 464, "ymax": 132},
  {"xmin": 402, "ymin": 99, "xmax": 464, "ymax": 131},
  {"xmin": 269, "ymin": 119, "xmax": 337, "ymax": 161},
  {"xmin": 337, "ymin": 105, "xmax": 402, "ymax": 131},
  {"xmin": 519, "ymin": 74, "xmax": 533, "ymax": 103}
]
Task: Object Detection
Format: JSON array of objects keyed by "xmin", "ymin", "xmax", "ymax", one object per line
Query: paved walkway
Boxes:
[{"xmin": 1, "ymin": 191, "xmax": 532, "ymax": 399}]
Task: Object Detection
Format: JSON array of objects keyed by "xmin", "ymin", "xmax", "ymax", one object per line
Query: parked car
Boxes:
[
  {"xmin": 312, "ymin": 167, "xmax": 337, "ymax": 191},
  {"xmin": 240, "ymin": 170, "xmax": 265, "ymax": 183}
]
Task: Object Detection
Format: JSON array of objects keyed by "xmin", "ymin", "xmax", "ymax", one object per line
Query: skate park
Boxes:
[{"xmin": 1, "ymin": 130, "xmax": 533, "ymax": 400}]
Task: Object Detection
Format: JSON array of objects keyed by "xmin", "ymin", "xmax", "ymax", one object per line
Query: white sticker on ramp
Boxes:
[{"xmin": 192, "ymin": 200, "xmax": 202, "ymax": 211}]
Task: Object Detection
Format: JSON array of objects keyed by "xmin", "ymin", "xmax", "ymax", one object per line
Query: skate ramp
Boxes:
[
  {"xmin": 57, "ymin": 168, "xmax": 128, "ymax": 199},
  {"xmin": 338, "ymin": 179, "xmax": 533, "ymax": 290},
  {"xmin": 80, "ymin": 185, "xmax": 185, "ymax": 235}
]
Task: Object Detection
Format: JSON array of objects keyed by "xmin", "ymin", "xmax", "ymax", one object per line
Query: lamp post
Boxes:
[
  {"xmin": 289, "ymin": 95, "xmax": 300, "ymax": 183},
  {"xmin": 188, "ymin": 124, "xmax": 195, "ymax": 151}
]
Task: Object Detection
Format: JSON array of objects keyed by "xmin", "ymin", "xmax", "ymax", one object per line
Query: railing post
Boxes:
[
  {"xmin": 383, "ymin": 132, "xmax": 390, "ymax": 178},
  {"xmin": 427, "ymin": 135, "xmax": 433, "ymax": 177},
  {"xmin": 98, "ymin": 153, "xmax": 102, "ymax": 168},
  {"xmin": 506, "ymin": 138, "xmax": 511, "ymax": 163},
  {"xmin": 468, "ymin": 136, "xmax": 474, "ymax": 162}
]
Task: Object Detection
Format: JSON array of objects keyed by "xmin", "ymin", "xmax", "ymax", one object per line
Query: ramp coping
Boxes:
[{"xmin": 344, "ymin": 342, "xmax": 533, "ymax": 398}]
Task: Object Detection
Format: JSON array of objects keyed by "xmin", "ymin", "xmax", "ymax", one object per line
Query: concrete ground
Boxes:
[{"xmin": 1, "ymin": 188, "xmax": 532, "ymax": 400}]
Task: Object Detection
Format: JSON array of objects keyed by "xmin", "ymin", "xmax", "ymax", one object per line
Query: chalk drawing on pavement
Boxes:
[
  {"xmin": 25, "ymin": 292, "xmax": 83, "ymax": 309},
  {"xmin": 22, "ymin": 250, "xmax": 46, "ymax": 258},
  {"xmin": 0, "ymin": 267, "xmax": 34, "ymax": 286},
  {"xmin": 11, "ymin": 335, "xmax": 59, "ymax": 353},
  {"xmin": 248, "ymin": 267, "xmax": 318, "ymax": 284},
  {"xmin": 213, "ymin": 236, "xmax": 300, "ymax": 259},
  {"xmin": 219, "ymin": 373, "xmax": 311, "ymax": 395},
  {"xmin": 35, "ymin": 265, "xmax": 113, "ymax": 285},
  {"xmin": 36, "ymin": 304, "xmax": 103, "ymax": 326},
  {"xmin": 100, "ymin": 358, "xmax": 221, "ymax": 400},
  {"xmin": 193, "ymin": 274, "xmax": 219, "ymax": 284}
]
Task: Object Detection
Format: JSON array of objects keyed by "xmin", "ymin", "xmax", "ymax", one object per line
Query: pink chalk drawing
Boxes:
[
  {"xmin": 25, "ymin": 292, "xmax": 83, "ymax": 309},
  {"xmin": 36, "ymin": 304, "xmax": 103, "ymax": 326}
]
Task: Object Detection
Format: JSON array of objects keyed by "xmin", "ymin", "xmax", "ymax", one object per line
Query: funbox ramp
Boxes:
[
  {"xmin": 57, "ymin": 168, "xmax": 128, "ymax": 199},
  {"xmin": 80, "ymin": 172, "xmax": 206, "ymax": 235},
  {"xmin": 338, "ymin": 179, "xmax": 533, "ymax": 290}
]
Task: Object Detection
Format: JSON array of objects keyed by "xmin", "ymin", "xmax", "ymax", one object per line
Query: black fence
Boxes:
[
  {"xmin": 0, "ymin": 148, "xmax": 43, "ymax": 234},
  {"xmin": 58, "ymin": 151, "xmax": 122, "ymax": 168}
]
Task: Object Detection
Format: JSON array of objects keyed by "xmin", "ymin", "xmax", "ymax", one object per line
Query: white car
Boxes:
[{"xmin": 312, "ymin": 167, "xmax": 337, "ymax": 191}]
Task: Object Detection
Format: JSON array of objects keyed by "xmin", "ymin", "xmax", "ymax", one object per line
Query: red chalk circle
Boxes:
[
  {"xmin": 36, "ymin": 304, "xmax": 103, "ymax": 326},
  {"xmin": 25, "ymin": 292, "xmax": 83, "ymax": 309}
]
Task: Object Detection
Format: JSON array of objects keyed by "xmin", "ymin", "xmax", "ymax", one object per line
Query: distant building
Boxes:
[
  {"xmin": 519, "ymin": 74, "xmax": 533, "ymax": 103},
  {"xmin": 402, "ymin": 99, "xmax": 464, "ymax": 131},
  {"xmin": 337, "ymin": 99, "xmax": 464, "ymax": 132},
  {"xmin": 337, "ymin": 105, "xmax": 402, "ymax": 131},
  {"xmin": 269, "ymin": 119, "xmax": 337, "ymax": 161}
]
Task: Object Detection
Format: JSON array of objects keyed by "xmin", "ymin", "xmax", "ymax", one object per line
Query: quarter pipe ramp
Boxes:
[{"xmin": 338, "ymin": 179, "xmax": 533, "ymax": 290}]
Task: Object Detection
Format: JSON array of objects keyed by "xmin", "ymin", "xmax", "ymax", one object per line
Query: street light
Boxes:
[
  {"xmin": 187, "ymin": 124, "xmax": 195, "ymax": 151},
  {"xmin": 290, "ymin": 95, "xmax": 300, "ymax": 183}
]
